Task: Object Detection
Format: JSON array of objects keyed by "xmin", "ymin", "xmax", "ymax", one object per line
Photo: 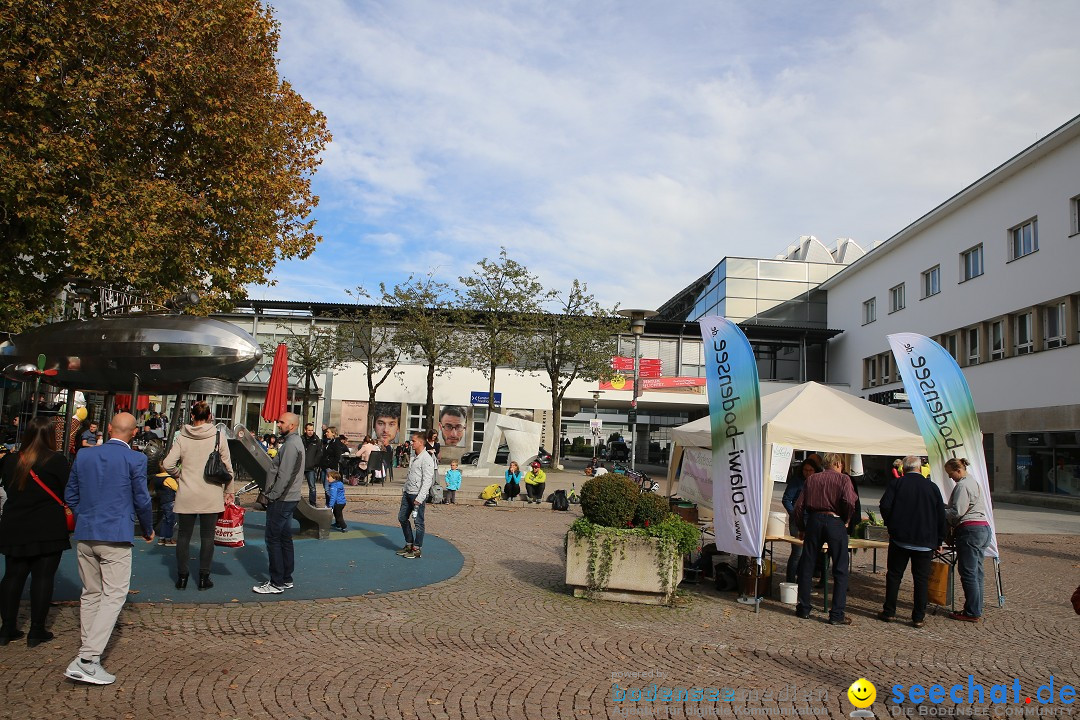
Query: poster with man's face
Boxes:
[
  {"xmin": 372, "ymin": 402, "xmax": 402, "ymax": 447},
  {"xmin": 438, "ymin": 405, "xmax": 468, "ymax": 447}
]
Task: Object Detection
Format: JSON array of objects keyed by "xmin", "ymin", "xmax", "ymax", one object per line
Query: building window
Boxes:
[
  {"xmin": 967, "ymin": 327, "xmax": 980, "ymax": 365},
  {"xmin": 942, "ymin": 333, "xmax": 958, "ymax": 360},
  {"xmin": 990, "ymin": 320, "xmax": 1005, "ymax": 360},
  {"xmin": 1015, "ymin": 312, "xmax": 1033, "ymax": 355},
  {"xmin": 961, "ymin": 245, "xmax": 984, "ymax": 282},
  {"xmin": 862, "ymin": 298, "xmax": 876, "ymax": 325},
  {"xmin": 470, "ymin": 406, "xmax": 487, "ymax": 452},
  {"xmin": 921, "ymin": 266, "xmax": 940, "ymax": 298},
  {"xmin": 1045, "ymin": 303, "xmax": 1066, "ymax": 349},
  {"xmin": 880, "ymin": 353, "xmax": 892, "ymax": 384},
  {"xmin": 1071, "ymin": 194, "xmax": 1080, "ymax": 235},
  {"xmin": 889, "ymin": 283, "xmax": 905, "ymax": 313},
  {"xmin": 1009, "ymin": 218, "xmax": 1038, "ymax": 260},
  {"xmin": 407, "ymin": 404, "xmax": 429, "ymax": 435},
  {"xmin": 864, "ymin": 356, "xmax": 877, "ymax": 388}
]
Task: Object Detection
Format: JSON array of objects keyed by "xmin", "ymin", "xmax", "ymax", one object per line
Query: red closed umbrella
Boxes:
[
  {"xmin": 262, "ymin": 343, "xmax": 289, "ymax": 423},
  {"xmin": 115, "ymin": 394, "xmax": 150, "ymax": 412}
]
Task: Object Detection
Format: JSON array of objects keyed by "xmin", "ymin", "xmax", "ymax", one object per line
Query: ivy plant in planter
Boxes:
[{"xmin": 565, "ymin": 474, "xmax": 699, "ymax": 605}]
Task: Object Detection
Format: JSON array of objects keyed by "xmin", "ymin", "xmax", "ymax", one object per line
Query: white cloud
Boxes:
[{"xmin": 259, "ymin": 0, "xmax": 1080, "ymax": 311}]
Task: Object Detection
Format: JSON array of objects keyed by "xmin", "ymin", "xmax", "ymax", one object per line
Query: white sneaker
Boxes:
[
  {"xmin": 252, "ymin": 581, "xmax": 284, "ymax": 594},
  {"xmin": 282, "ymin": 582, "xmax": 294, "ymax": 589},
  {"xmin": 65, "ymin": 657, "xmax": 116, "ymax": 685}
]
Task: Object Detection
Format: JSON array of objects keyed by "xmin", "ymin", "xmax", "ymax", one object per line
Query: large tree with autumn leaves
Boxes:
[{"xmin": 0, "ymin": 0, "xmax": 331, "ymax": 331}]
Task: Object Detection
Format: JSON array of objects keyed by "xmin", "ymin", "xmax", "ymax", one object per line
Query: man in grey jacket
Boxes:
[
  {"xmin": 253, "ymin": 413, "xmax": 304, "ymax": 594},
  {"xmin": 396, "ymin": 431, "xmax": 435, "ymax": 559}
]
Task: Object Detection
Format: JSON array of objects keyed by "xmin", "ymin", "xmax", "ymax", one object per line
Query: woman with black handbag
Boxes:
[
  {"xmin": 161, "ymin": 401, "xmax": 234, "ymax": 590},
  {"xmin": 0, "ymin": 416, "xmax": 71, "ymax": 647}
]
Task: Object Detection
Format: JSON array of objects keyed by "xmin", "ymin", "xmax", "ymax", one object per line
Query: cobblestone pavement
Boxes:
[{"xmin": 1, "ymin": 497, "xmax": 1077, "ymax": 720}]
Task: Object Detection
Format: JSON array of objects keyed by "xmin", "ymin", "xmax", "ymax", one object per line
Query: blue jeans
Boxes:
[
  {"xmin": 265, "ymin": 500, "xmax": 298, "ymax": 587},
  {"xmin": 398, "ymin": 493, "xmax": 425, "ymax": 548},
  {"xmin": 157, "ymin": 487, "xmax": 176, "ymax": 540},
  {"xmin": 796, "ymin": 514, "xmax": 850, "ymax": 621},
  {"xmin": 955, "ymin": 524, "xmax": 991, "ymax": 617},
  {"xmin": 305, "ymin": 470, "xmax": 319, "ymax": 506}
]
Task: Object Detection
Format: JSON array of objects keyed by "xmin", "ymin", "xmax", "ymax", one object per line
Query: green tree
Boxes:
[
  {"xmin": 527, "ymin": 281, "xmax": 620, "ymax": 467},
  {"xmin": 380, "ymin": 274, "xmax": 468, "ymax": 429},
  {"xmin": 265, "ymin": 324, "xmax": 345, "ymax": 425},
  {"xmin": 337, "ymin": 288, "xmax": 404, "ymax": 432},
  {"xmin": 458, "ymin": 248, "xmax": 553, "ymax": 415},
  {"xmin": 0, "ymin": 0, "xmax": 330, "ymax": 331}
]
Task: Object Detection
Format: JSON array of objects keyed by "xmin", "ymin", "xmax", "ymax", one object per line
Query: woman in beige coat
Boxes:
[{"xmin": 161, "ymin": 401, "xmax": 234, "ymax": 590}]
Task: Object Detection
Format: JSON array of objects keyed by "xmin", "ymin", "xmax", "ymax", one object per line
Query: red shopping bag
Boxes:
[{"xmin": 214, "ymin": 502, "xmax": 246, "ymax": 548}]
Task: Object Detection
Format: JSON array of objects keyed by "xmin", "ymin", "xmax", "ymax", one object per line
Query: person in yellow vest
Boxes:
[
  {"xmin": 920, "ymin": 458, "xmax": 931, "ymax": 478},
  {"xmin": 524, "ymin": 461, "xmax": 547, "ymax": 504}
]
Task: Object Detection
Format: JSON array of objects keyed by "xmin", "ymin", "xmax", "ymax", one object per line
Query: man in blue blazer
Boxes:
[{"xmin": 63, "ymin": 412, "xmax": 154, "ymax": 685}]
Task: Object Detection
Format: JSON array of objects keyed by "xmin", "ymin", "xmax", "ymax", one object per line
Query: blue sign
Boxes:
[{"xmin": 470, "ymin": 391, "xmax": 502, "ymax": 407}]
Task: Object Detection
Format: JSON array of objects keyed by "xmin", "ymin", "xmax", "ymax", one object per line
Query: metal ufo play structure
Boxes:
[{"xmin": 2, "ymin": 315, "xmax": 262, "ymax": 392}]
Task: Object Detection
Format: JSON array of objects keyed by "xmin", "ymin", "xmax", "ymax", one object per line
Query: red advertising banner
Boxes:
[{"xmin": 599, "ymin": 376, "xmax": 706, "ymax": 393}]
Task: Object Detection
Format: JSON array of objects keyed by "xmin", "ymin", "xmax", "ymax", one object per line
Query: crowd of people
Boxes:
[
  {"xmin": 0, "ymin": 398, "xmax": 1037, "ymax": 686},
  {"xmin": 783, "ymin": 452, "xmax": 993, "ymax": 628}
]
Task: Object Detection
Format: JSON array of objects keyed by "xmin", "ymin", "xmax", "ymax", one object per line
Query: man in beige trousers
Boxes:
[{"xmin": 63, "ymin": 412, "xmax": 155, "ymax": 685}]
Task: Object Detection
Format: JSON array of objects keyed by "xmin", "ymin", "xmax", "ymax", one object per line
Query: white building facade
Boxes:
[{"xmin": 823, "ymin": 115, "xmax": 1080, "ymax": 506}]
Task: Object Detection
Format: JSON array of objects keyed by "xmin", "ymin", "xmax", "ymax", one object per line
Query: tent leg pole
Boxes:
[{"xmin": 994, "ymin": 557, "xmax": 1004, "ymax": 608}]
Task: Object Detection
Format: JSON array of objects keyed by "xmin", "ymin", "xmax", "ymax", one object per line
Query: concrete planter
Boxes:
[{"xmin": 565, "ymin": 531, "xmax": 683, "ymax": 606}]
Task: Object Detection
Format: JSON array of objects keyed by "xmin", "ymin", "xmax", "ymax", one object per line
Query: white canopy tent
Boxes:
[{"xmin": 667, "ymin": 381, "xmax": 928, "ymax": 540}]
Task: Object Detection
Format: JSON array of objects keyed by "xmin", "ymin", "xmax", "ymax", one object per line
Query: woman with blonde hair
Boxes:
[{"xmin": 162, "ymin": 401, "xmax": 234, "ymax": 591}]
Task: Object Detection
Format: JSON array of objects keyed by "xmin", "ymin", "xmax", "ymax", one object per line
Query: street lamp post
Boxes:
[
  {"xmin": 617, "ymin": 309, "xmax": 656, "ymax": 471},
  {"xmin": 590, "ymin": 390, "xmax": 603, "ymax": 458}
]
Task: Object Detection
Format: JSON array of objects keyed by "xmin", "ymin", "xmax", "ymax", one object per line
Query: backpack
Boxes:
[
  {"xmin": 480, "ymin": 483, "xmax": 502, "ymax": 500},
  {"xmin": 551, "ymin": 489, "xmax": 569, "ymax": 511},
  {"xmin": 428, "ymin": 483, "xmax": 444, "ymax": 504}
]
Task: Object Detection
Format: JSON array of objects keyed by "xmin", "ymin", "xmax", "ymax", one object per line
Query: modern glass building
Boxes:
[{"xmin": 655, "ymin": 237, "xmax": 860, "ymax": 382}]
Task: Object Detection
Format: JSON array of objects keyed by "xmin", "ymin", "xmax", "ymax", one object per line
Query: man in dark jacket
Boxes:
[
  {"xmin": 301, "ymin": 423, "xmax": 322, "ymax": 507},
  {"xmin": 878, "ymin": 454, "xmax": 948, "ymax": 628}
]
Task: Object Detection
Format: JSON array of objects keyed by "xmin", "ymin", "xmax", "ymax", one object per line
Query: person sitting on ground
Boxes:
[
  {"xmin": 524, "ymin": 461, "xmax": 547, "ymax": 504},
  {"xmin": 443, "ymin": 461, "xmax": 462, "ymax": 504},
  {"xmin": 504, "ymin": 461, "xmax": 522, "ymax": 502}
]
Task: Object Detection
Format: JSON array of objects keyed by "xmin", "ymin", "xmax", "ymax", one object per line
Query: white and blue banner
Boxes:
[
  {"xmin": 699, "ymin": 316, "xmax": 763, "ymax": 557},
  {"xmin": 887, "ymin": 333, "xmax": 998, "ymax": 558}
]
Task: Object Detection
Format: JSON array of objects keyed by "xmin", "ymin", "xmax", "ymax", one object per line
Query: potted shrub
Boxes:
[{"xmin": 564, "ymin": 474, "xmax": 699, "ymax": 605}]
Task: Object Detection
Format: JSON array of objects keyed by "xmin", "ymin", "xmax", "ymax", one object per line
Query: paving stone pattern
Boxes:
[{"xmin": 1, "ymin": 497, "xmax": 1077, "ymax": 719}]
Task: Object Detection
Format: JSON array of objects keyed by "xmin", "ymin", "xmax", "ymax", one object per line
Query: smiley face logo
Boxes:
[
  {"xmin": 847, "ymin": 678, "xmax": 876, "ymax": 709},
  {"xmin": 609, "ymin": 374, "xmax": 627, "ymax": 390}
]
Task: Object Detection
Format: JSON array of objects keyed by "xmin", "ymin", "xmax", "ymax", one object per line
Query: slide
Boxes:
[{"xmin": 225, "ymin": 423, "xmax": 333, "ymax": 539}]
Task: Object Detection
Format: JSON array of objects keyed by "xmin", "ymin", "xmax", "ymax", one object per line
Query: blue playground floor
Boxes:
[{"xmin": 41, "ymin": 511, "xmax": 464, "ymax": 603}]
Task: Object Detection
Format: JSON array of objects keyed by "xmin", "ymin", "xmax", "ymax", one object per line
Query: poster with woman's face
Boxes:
[{"xmin": 438, "ymin": 405, "xmax": 468, "ymax": 447}]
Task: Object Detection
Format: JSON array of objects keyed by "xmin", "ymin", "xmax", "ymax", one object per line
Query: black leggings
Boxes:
[
  {"xmin": 176, "ymin": 513, "xmax": 217, "ymax": 574},
  {"xmin": 0, "ymin": 551, "xmax": 63, "ymax": 630}
]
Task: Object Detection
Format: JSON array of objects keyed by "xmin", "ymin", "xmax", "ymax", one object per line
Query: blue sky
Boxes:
[{"xmin": 253, "ymin": 0, "xmax": 1080, "ymax": 312}]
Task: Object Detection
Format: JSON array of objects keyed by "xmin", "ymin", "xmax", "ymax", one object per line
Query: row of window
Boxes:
[
  {"xmin": 861, "ymin": 200, "xmax": 1080, "ymax": 325},
  {"xmin": 862, "ymin": 295, "xmax": 1078, "ymax": 388}
]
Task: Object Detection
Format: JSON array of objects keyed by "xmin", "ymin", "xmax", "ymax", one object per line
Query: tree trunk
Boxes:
[
  {"xmin": 425, "ymin": 362, "xmax": 436, "ymax": 431},
  {"xmin": 302, "ymin": 371, "xmax": 312, "ymax": 425},
  {"xmin": 487, "ymin": 358, "xmax": 497, "ymax": 416},
  {"xmin": 368, "ymin": 372, "xmax": 377, "ymax": 437},
  {"xmin": 550, "ymin": 385, "xmax": 562, "ymax": 468}
]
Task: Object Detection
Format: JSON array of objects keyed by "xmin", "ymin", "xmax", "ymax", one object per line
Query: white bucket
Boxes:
[
  {"xmin": 766, "ymin": 511, "xmax": 788, "ymax": 538},
  {"xmin": 779, "ymin": 582, "xmax": 798, "ymax": 605}
]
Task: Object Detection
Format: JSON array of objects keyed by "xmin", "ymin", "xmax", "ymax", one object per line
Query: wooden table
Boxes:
[{"xmin": 764, "ymin": 535, "xmax": 890, "ymax": 611}]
